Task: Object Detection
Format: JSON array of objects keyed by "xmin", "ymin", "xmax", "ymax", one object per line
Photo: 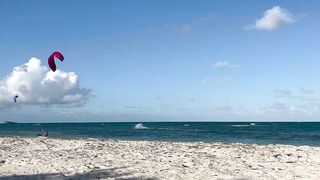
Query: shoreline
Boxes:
[
  {"xmin": 1, "ymin": 137, "xmax": 320, "ymax": 179},
  {"xmin": 1, "ymin": 135, "xmax": 319, "ymax": 147}
]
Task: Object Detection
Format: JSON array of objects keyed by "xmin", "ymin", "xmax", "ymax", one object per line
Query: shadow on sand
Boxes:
[{"xmin": 0, "ymin": 166, "xmax": 157, "ymax": 180}]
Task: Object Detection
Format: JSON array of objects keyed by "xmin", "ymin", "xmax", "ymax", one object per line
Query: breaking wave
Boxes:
[{"xmin": 133, "ymin": 123, "xmax": 149, "ymax": 129}]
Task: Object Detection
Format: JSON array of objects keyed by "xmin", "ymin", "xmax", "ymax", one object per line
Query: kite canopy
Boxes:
[{"xmin": 48, "ymin": 51, "xmax": 64, "ymax": 72}]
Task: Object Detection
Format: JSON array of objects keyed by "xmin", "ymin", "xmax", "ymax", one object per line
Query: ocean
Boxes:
[{"xmin": 0, "ymin": 122, "xmax": 320, "ymax": 146}]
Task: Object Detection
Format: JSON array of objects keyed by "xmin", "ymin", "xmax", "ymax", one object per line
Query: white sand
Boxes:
[{"xmin": 1, "ymin": 137, "xmax": 320, "ymax": 179}]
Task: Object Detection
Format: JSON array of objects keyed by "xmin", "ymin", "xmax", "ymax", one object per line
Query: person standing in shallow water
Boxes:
[
  {"xmin": 43, "ymin": 130, "xmax": 48, "ymax": 137},
  {"xmin": 39, "ymin": 129, "xmax": 48, "ymax": 137}
]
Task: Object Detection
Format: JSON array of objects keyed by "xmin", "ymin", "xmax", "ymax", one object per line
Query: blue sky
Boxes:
[{"xmin": 1, "ymin": 0, "xmax": 320, "ymax": 122}]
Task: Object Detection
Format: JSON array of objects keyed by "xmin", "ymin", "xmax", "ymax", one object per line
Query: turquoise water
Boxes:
[{"xmin": 1, "ymin": 122, "xmax": 320, "ymax": 146}]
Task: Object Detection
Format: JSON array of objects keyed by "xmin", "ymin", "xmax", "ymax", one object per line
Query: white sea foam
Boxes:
[
  {"xmin": 158, "ymin": 127, "xmax": 189, "ymax": 131},
  {"xmin": 133, "ymin": 123, "xmax": 149, "ymax": 129},
  {"xmin": 231, "ymin": 125, "xmax": 252, "ymax": 127},
  {"xmin": 87, "ymin": 138, "xmax": 99, "ymax": 141},
  {"xmin": 230, "ymin": 123, "xmax": 256, "ymax": 127},
  {"xmin": 158, "ymin": 128, "xmax": 170, "ymax": 130}
]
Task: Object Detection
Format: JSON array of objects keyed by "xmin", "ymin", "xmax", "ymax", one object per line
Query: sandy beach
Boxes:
[{"xmin": 1, "ymin": 137, "xmax": 320, "ymax": 180}]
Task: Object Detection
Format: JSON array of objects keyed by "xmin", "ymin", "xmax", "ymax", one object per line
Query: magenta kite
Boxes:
[{"xmin": 48, "ymin": 51, "xmax": 64, "ymax": 72}]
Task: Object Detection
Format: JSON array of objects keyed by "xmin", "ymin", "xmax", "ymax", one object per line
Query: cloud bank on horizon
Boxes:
[
  {"xmin": 247, "ymin": 6, "xmax": 295, "ymax": 31},
  {"xmin": 0, "ymin": 58, "xmax": 90, "ymax": 107}
]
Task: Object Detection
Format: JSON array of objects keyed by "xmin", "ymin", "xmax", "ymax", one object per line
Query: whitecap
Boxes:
[
  {"xmin": 230, "ymin": 125, "xmax": 252, "ymax": 127},
  {"xmin": 133, "ymin": 123, "xmax": 149, "ymax": 129}
]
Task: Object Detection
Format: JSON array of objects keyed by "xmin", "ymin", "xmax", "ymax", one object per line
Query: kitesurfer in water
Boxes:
[
  {"xmin": 43, "ymin": 130, "xmax": 48, "ymax": 137},
  {"xmin": 38, "ymin": 129, "xmax": 48, "ymax": 137}
]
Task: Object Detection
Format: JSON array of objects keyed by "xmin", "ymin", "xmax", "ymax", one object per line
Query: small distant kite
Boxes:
[
  {"xmin": 48, "ymin": 51, "xmax": 64, "ymax": 72},
  {"xmin": 13, "ymin": 95, "xmax": 18, "ymax": 103}
]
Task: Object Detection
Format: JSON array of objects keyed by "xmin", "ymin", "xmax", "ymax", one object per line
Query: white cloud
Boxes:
[
  {"xmin": 269, "ymin": 102, "xmax": 289, "ymax": 111},
  {"xmin": 211, "ymin": 106, "xmax": 233, "ymax": 113},
  {"xmin": 213, "ymin": 60, "xmax": 236, "ymax": 69},
  {"xmin": 0, "ymin": 58, "xmax": 90, "ymax": 107},
  {"xmin": 274, "ymin": 89, "xmax": 292, "ymax": 98},
  {"xmin": 123, "ymin": 106, "xmax": 143, "ymax": 109},
  {"xmin": 247, "ymin": 6, "xmax": 295, "ymax": 31},
  {"xmin": 301, "ymin": 88, "xmax": 315, "ymax": 94},
  {"xmin": 259, "ymin": 102, "xmax": 313, "ymax": 116}
]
